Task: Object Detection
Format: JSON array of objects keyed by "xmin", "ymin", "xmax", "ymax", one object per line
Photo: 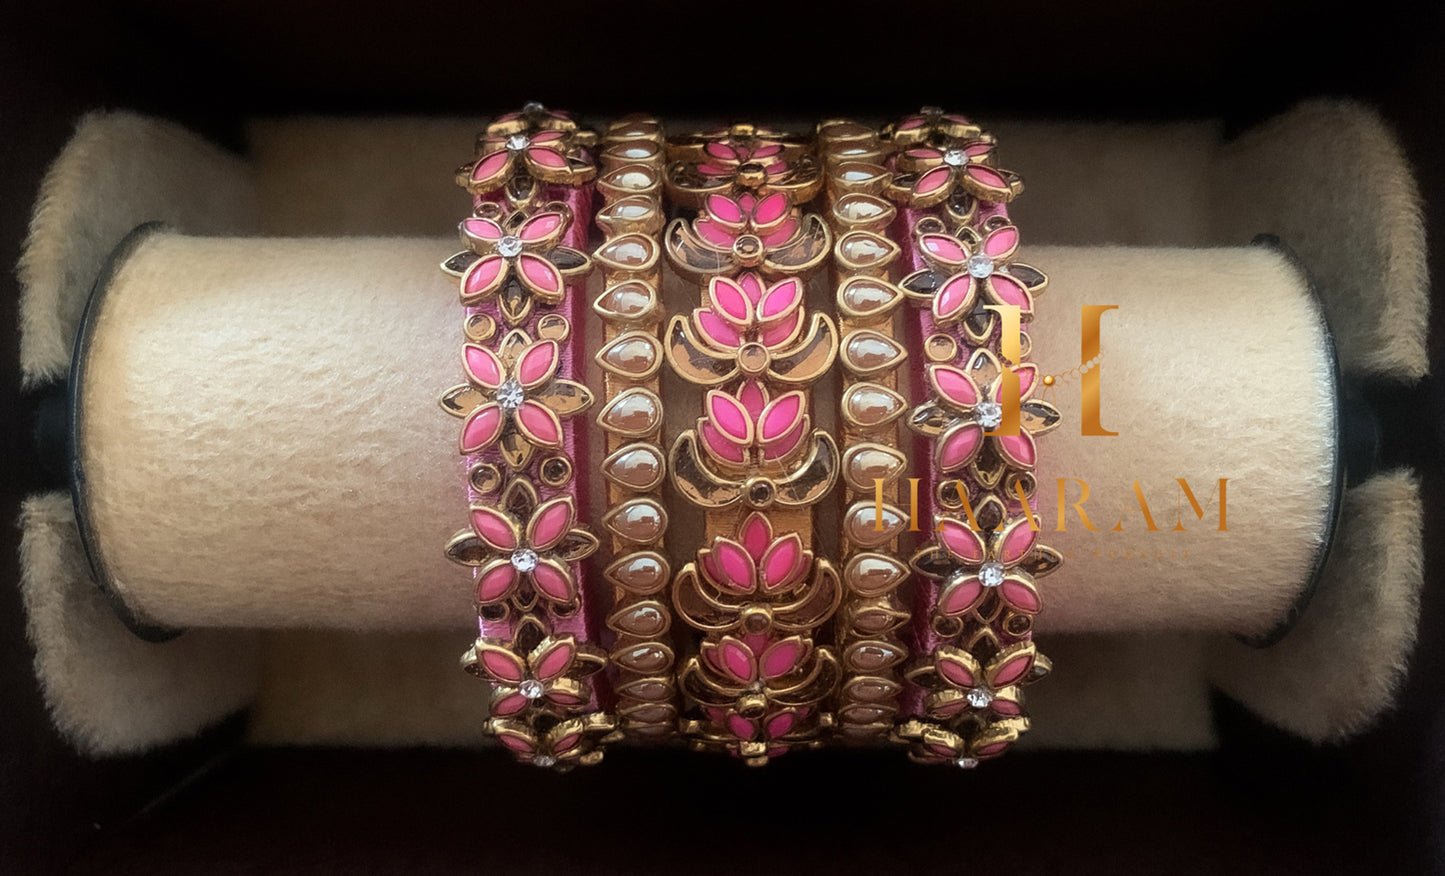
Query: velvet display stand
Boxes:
[{"xmin": 14, "ymin": 103, "xmax": 1426, "ymax": 759}]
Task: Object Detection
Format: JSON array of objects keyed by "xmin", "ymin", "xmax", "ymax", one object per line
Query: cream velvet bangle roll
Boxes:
[{"xmin": 71, "ymin": 230, "xmax": 1336, "ymax": 638}]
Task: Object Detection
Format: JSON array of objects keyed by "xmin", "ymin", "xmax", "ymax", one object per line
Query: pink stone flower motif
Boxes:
[
  {"xmin": 461, "ymin": 493, "xmax": 598, "ymax": 609},
  {"xmin": 701, "ymin": 633, "xmax": 813, "ymax": 690},
  {"xmin": 462, "ymin": 128, "xmax": 595, "ymax": 194},
  {"xmin": 920, "ymin": 510, "xmax": 1046, "ymax": 619},
  {"xmin": 457, "ymin": 337, "xmax": 588, "ymax": 455},
  {"xmin": 489, "ymin": 712, "xmax": 616, "ymax": 770},
  {"xmin": 893, "ymin": 718, "xmax": 1026, "ymax": 767},
  {"xmin": 664, "ymin": 196, "xmax": 831, "ymax": 283},
  {"xmin": 907, "ymin": 642, "xmax": 1039, "ymax": 722},
  {"xmin": 698, "ymin": 510, "xmax": 812, "ymax": 597},
  {"xmin": 883, "ymin": 107, "xmax": 983, "ymax": 149},
  {"xmin": 452, "ymin": 210, "xmax": 592, "ymax": 324},
  {"xmin": 468, "ymin": 626, "xmax": 605, "ymax": 718},
  {"xmin": 901, "ymin": 222, "xmax": 1042, "ymax": 326},
  {"xmin": 694, "ymin": 192, "xmax": 801, "ymax": 251},
  {"xmin": 892, "ymin": 136, "xmax": 1021, "ymax": 207},
  {"xmin": 910, "ymin": 346, "xmax": 1059, "ymax": 475},
  {"xmin": 702, "ymin": 705, "xmax": 809, "ymax": 763},
  {"xmin": 698, "ymin": 380, "xmax": 810, "ymax": 469}
]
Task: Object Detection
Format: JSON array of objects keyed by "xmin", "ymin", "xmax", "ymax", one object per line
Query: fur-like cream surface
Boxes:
[{"xmin": 15, "ymin": 104, "xmax": 1427, "ymax": 753}]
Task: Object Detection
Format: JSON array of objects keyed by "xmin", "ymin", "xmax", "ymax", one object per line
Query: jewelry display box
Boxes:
[{"xmin": 16, "ymin": 101, "xmax": 1425, "ymax": 757}]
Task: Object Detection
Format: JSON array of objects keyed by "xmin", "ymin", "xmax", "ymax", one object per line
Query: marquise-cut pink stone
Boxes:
[
  {"xmin": 515, "ymin": 340, "xmax": 559, "ymax": 387},
  {"xmin": 920, "ymin": 233, "xmax": 967, "ymax": 265},
  {"xmin": 705, "ymin": 194, "xmax": 745, "ymax": 224},
  {"xmin": 516, "ymin": 402, "xmax": 561, "ymax": 446},
  {"xmin": 470, "ymin": 507, "xmax": 518, "ymax": 550},
  {"xmin": 738, "ymin": 513, "xmax": 771, "ymax": 559},
  {"xmin": 461, "ymin": 404, "xmax": 503, "ymax": 452},
  {"xmin": 700, "ymin": 422, "xmax": 747, "ymax": 464},
  {"xmin": 753, "ymin": 192, "xmax": 789, "ymax": 225},
  {"xmin": 938, "ymin": 519, "xmax": 986, "ymax": 563},
  {"xmin": 497, "ymin": 733, "xmax": 533, "ymax": 753},
  {"xmin": 533, "ymin": 642, "xmax": 573, "ymax": 681},
  {"xmin": 933, "ymin": 365, "xmax": 979, "ymax": 407},
  {"xmin": 525, "ymin": 146, "xmax": 567, "ymax": 169},
  {"xmin": 476, "ymin": 564, "xmax": 517, "ymax": 602},
  {"xmin": 470, "ymin": 150, "xmax": 510, "ymax": 183},
  {"xmin": 934, "ymin": 275, "xmax": 976, "ymax": 320},
  {"xmin": 765, "ymin": 713, "xmax": 796, "ymax": 739},
  {"xmin": 759, "ymin": 311, "xmax": 802, "ymax": 349},
  {"xmin": 761, "ymin": 638, "xmax": 805, "ymax": 680},
  {"xmin": 707, "ymin": 391, "xmax": 753, "ymax": 443},
  {"xmin": 464, "ymin": 345, "xmax": 504, "ymax": 388},
  {"xmin": 530, "ymin": 561, "xmax": 573, "ymax": 602},
  {"xmin": 940, "ymin": 575, "xmax": 985, "ymax": 616},
  {"xmin": 1000, "ymin": 520, "xmax": 1039, "ymax": 564},
  {"xmin": 1001, "ymin": 579, "xmax": 1041, "ymax": 613},
  {"xmin": 727, "ymin": 714, "xmax": 756, "ymax": 740},
  {"xmin": 712, "ymin": 539, "xmax": 757, "ymax": 593},
  {"xmin": 551, "ymin": 732, "xmax": 581, "ymax": 754},
  {"xmin": 759, "ymin": 392, "xmax": 803, "ymax": 443},
  {"xmin": 462, "ymin": 217, "xmax": 504, "ymax": 240},
  {"xmin": 492, "ymin": 692, "xmax": 528, "ymax": 717},
  {"xmin": 915, "ymin": 165, "xmax": 953, "ymax": 195},
  {"xmin": 965, "ymin": 164, "xmax": 1007, "ymax": 189},
  {"xmin": 710, "ymin": 277, "xmax": 753, "ymax": 324},
  {"xmin": 463, "ymin": 255, "xmax": 505, "ymax": 298},
  {"xmin": 984, "ymin": 226, "xmax": 1019, "ymax": 257},
  {"xmin": 481, "ymin": 650, "xmax": 525, "ymax": 683},
  {"xmin": 988, "ymin": 275, "xmax": 1031, "ymax": 311},
  {"xmin": 519, "ymin": 212, "xmax": 564, "ymax": 241},
  {"xmin": 529, "ymin": 498, "xmax": 572, "ymax": 550},
  {"xmin": 719, "ymin": 640, "xmax": 757, "ymax": 683},
  {"xmin": 938, "ymin": 657, "xmax": 978, "ymax": 688},
  {"xmin": 518, "ymin": 254, "xmax": 562, "ymax": 295},
  {"xmin": 758, "ymin": 278, "xmax": 801, "ymax": 319},
  {"xmin": 695, "ymin": 309, "xmax": 742, "ymax": 349},
  {"xmin": 938, "ymin": 424, "xmax": 983, "ymax": 471},
  {"xmin": 760, "ymin": 535, "xmax": 803, "ymax": 591},
  {"xmin": 997, "ymin": 432, "xmax": 1037, "ymax": 469},
  {"xmin": 992, "ymin": 653, "xmax": 1034, "ymax": 686}
]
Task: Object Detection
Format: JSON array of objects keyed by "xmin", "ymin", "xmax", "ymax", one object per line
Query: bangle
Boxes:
[
  {"xmin": 817, "ymin": 120, "xmax": 913, "ymax": 742},
  {"xmin": 590, "ymin": 115, "xmax": 680, "ymax": 739},
  {"xmin": 884, "ymin": 107, "xmax": 1064, "ymax": 766},
  {"xmin": 664, "ymin": 123, "xmax": 843, "ymax": 765},
  {"xmin": 440, "ymin": 103, "xmax": 618, "ymax": 770}
]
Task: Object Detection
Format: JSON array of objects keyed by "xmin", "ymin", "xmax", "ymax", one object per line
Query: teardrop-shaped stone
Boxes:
[
  {"xmin": 831, "ymin": 193, "xmax": 894, "ymax": 232},
  {"xmin": 838, "ymin": 703, "xmax": 893, "ymax": 725},
  {"xmin": 608, "ymin": 600, "xmax": 671, "ymax": 637},
  {"xmin": 817, "ymin": 120, "xmax": 876, "ymax": 143},
  {"xmin": 836, "ymin": 231, "xmax": 899, "ymax": 270},
  {"xmin": 843, "ymin": 383, "xmax": 906, "ymax": 428},
  {"xmin": 845, "ymin": 640, "xmax": 903, "ymax": 673},
  {"xmin": 598, "ymin": 388, "xmax": 662, "ymax": 436},
  {"xmin": 618, "ymin": 677, "xmax": 672, "ymax": 702},
  {"xmin": 845, "ymin": 500, "xmax": 906, "ymax": 548},
  {"xmin": 595, "ymin": 233, "xmax": 658, "ymax": 273},
  {"xmin": 611, "ymin": 642, "xmax": 672, "ymax": 673},
  {"xmin": 603, "ymin": 498, "xmax": 667, "ymax": 544},
  {"xmin": 594, "ymin": 280, "xmax": 658, "ymax": 322},
  {"xmin": 604, "ymin": 140, "xmax": 662, "ymax": 164},
  {"xmin": 832, "ymin": 162, "xmax": 888, "ymax": 193},
  {"xmin": 844, "ymin": 675, "xmax": 901, "ymax": 702},
  {"xmin": 843, "ymin": 443, "xmax": 905, "ymax": 493},
  {"xmin": 837, "ymin": 277, "xmax": 901, "ymax": 318},
  {"xmin": 597, "ymin": 331, "xmax": 661, "ymax": 378},
  {"xmin": 600, "ymin": 165, "xmax": 659, "ymax": 195},
  {"xmin": 844, "ymin": 552, "xmax": 909, "ymax": 596},
  {"xmin": 605, "ymin": 117, "xmax": 663, "ymax": 140},
  {"xmin": 597, "ymin": 196, "xmax": 662, "ymax": 235},
  {"xmin": 843, "ymin": 329, "xmax": 905, "ymax": 375},
  {"xmin": 623, "ymin": 703, "xmax": 676, "ymax": 725},
  {"xmin": 603, "ymin": 443, "xmax": 665, "ymax": 491},
  {"xmin": 604, "ymin": 551, "xmax": 670, "ymax": 594}
]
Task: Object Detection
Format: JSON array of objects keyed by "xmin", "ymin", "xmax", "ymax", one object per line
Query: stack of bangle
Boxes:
[{"xmin": 439, "ymin": 105, "xmax": 1061, "ymax": 768}]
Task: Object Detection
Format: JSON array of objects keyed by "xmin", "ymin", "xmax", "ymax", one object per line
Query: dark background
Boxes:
[{"xmin": 2, "ymin": 1, "xmax": 1442, "ymax": 873}]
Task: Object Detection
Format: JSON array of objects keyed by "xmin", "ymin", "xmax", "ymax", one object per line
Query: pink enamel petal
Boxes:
[
  {"xmin": 461, "ymin": 217, "xmax": 504, "ymax": 241},
  {"xmin": 531, "ymin": 130, "xmax": 566, "ymax": 144},
  {"xmin": 996, "ymin": 431, "xmax": 1038, "ymax": 469},
  {"xmin": 708, "ymin": 276, "xmax": 754, "ymax": 326},
  {"xmin": 759, "ymin": 533, "xmax": 804, "ymax": 592},
  {"xmin": 938, "ymin": 574, "xmax": 986, "ymax": 617},
  {"xmin": 700, "ymin": 421, "xmax": 748, "ymax": 465},
  {"xmin": 930, "ymin": 698, "xmax": 971, "ymax": 719},
  {"xmin": 527, "ymin": 497, "xmax": 575, "ymax": 552},
  {"xmin": 991, "ymin": 694, "xmax": 1024, "ymax": 717},
  {"xmin": 736, "ymin": 380, "xmax": 767, "ymax": 418},
  {"xmin": 758, "ymin": 278, "xmax": 803, "ymax": 320},
  {"xmin": 914, "ymin": 165, "xmax": 954, "ymax": 197},
  {"xmin": 480, "ymin": 647, "xmax": 527, "ymax": 684},
  {"xmin": 695, "ymin": 308, "xmax": 743, "ymax": 350},
  {"xmin": 964, "ymin": 164, "xmax": 1009, "ymax": 190},
  {"xmin": 517, "ymin": 254, "xmax": 563, "ymax": 297},
  {"xmin": 919, "ymin": 233, "xmax": 968, "ymax": 266},
  {"xmin": 764, "ymin": 712, "xmax": 796, "ymax": 739},
  {"xmin": 515, "ymin": 400, "xmax": 563, "ymax": 448},
  {"xmin": 530, "ymin": 559, "xmax": 576, "ymax": 603},
  {"xmin": 496, "ymin": 732, "xmax": 534, "ymax": 754},
  {"xmin": 753, "ymin": 192, "xmax": 789, "ymax": 225},
  {"xmin": 983, "ymin": 225, "xmax": 1020, "ymax": 258},
  {"xmin": 738, "ymin": 512, "xmax": 772, "ymax": 560},
  {"xmin": 736, "ymin": 272, "xmax": 765, "ymax": 304},
  {"xmin": 751, "ymin": 143, "xmax": 782, "ymax": 159},
  {"xmin": 1000, "ymin": 576, "xmax": 1042, "ymax": 613},
  {"xmin": 491, "ymin": 692, "xmax": 529, "ymax": 717},
  {"xmin": 936, "ymin": 423, "xmax": 984, "ymax": 472},
  {"xmin": 717, "ymin": 637, "xmax": 758, "ymax": 685},
  {"xmin": 460, "ymin": 404, "xmax": 504, "ymax": 453},
  {"xmin": 551, "ymin": 733, "xmax": 582, "ymax": 754},
  {"xmin": 1009, "ymin": 364, "xmax": 1038, "ymax": 400},
  {"xmin": 759, "ymin": 311, "xmax": 802, "ymax": 349},
  {"xmin": 727, "ymin": 714, "xmax": 758, "ymax": 741},
  {"xmin": 704, "ymin": 141, "xmax": 739, "ymax": 163},
  {"xmin": 964, "ymin": 141, "xmax": 993, "ymax": 158},
  {"xmin": 462, "ymin": 254, "xmax": 507, "ymax": 300},
  {"xmin": 515, "ymin": 340, "xmax": 561, "ymax": 389},
  {"xmin": 706, "ymin": 390, "xmax": 754, "ymax": 444},
  {"xmin": 990, "ymin": 651, "xmax": 1035, "ymax": 687},
  {"xmin": 469, "ymin": 150, "xmax": 513, "ymax": 186},
  {"xmin": 710, "ymin": 538, "xmax": 758, "ymax": 593},
  {"xmin": 760, "ymin": 637, "xmax": 808, "ymax": 680},
  {"xmin": 705, "ymin": 193, "xmax": 745, "ymax": 224},
  {"xmin": 695, "ymin": 216, "xmax": 739, "ymax": 248},
  {"xmin": 518, "ymin": 211, "xmax": 565, "ymax": 242},
  {"xmin": 470, "ymin": 506, "xmax": 519, "ymax": 551},
  {"xmin": 476, "ymin": 562, "xmax": 518, "ymax": 603},
  {"xmin": 934, "ymin": 274, "xmax": 978, "ymax": 322},
  {"xmin": 998, "ymin": 518, "xmax": 1040, "ymax": 565},
  {"xmin": 463, "ymin": 344, "xmax": 505, "ymax": 390},
  {"xmin": 762, "ymin": 417, "xmax": 807, "ymax": 462},
  {"xmin": 986, "ymin": 275, "xmax": 1034, "ymax": 315},
  {"xmin": 937, "ymin": 654, "xmax": 979, "ymax": 688},
  {"xmin": 531, "ymin": 639, "xmax": 575, "ymax": 682},
  {"xmin": 525, "ymin": 145, "xmax": 568, "ymax": 170},
  {"xmin": 545, "ymin": 690, "xmax": 586, "ymax": 707},
  {"xmin": 759, "ymin": 392, "xmax": 805, "ymax": 444},
  {"xmin": 930, "ymin": 364, "xmax": 980, "ymax": 409},
  {"xmin": 937, "ymin": 518, "xmax": 987, "ymax": 564},
  {"xmin": 759, "ymin": 217, "xmax": 800, "ymax": 248},
  {"xmin": 904, "ymin": 147, "xmax": 942, "ymax": 161}
]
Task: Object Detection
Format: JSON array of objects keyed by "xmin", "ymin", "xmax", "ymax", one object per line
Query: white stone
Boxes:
[
  {"xmin": 532, "ymin": 754, "xmax": 556, "ymax": 768},
  {"xmin": 966, "ymin": 687, "xmax": 994, "ymax": 709},
  {"xmin": 519, "ymin": 679, "xmax": 545, "ymax": 700},
  {"xmin": 510, "ymin": 548, "xmax": 538, "ymax": 572},
  {"xmin": 967, "ymin": 253, "xmax": 995, "ymax": 279},
  {"xmin": 943, "ymin": 148, "xmax": 967, "ymax": 167},
  {"xmin": 975, "ymin": 400, "xmax": 1003, "ymax": 430},
  {"xmin": 497, "ymin": 235, "xmax": 523, "ymax": 258},
  {"xmin": 506, "ymin": 133, "xmax": 529, "ymax": 152},
  {"xmin": 955, "ymin": 756, "xmax": 979, "ymax": 769},
  {"xmin": 496, "ymin": 378, "xmax": 525, "ymax": 411},
  {"xmin": 979, "ymin": 560, "xmax": 1005, "ymax": 587}
]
